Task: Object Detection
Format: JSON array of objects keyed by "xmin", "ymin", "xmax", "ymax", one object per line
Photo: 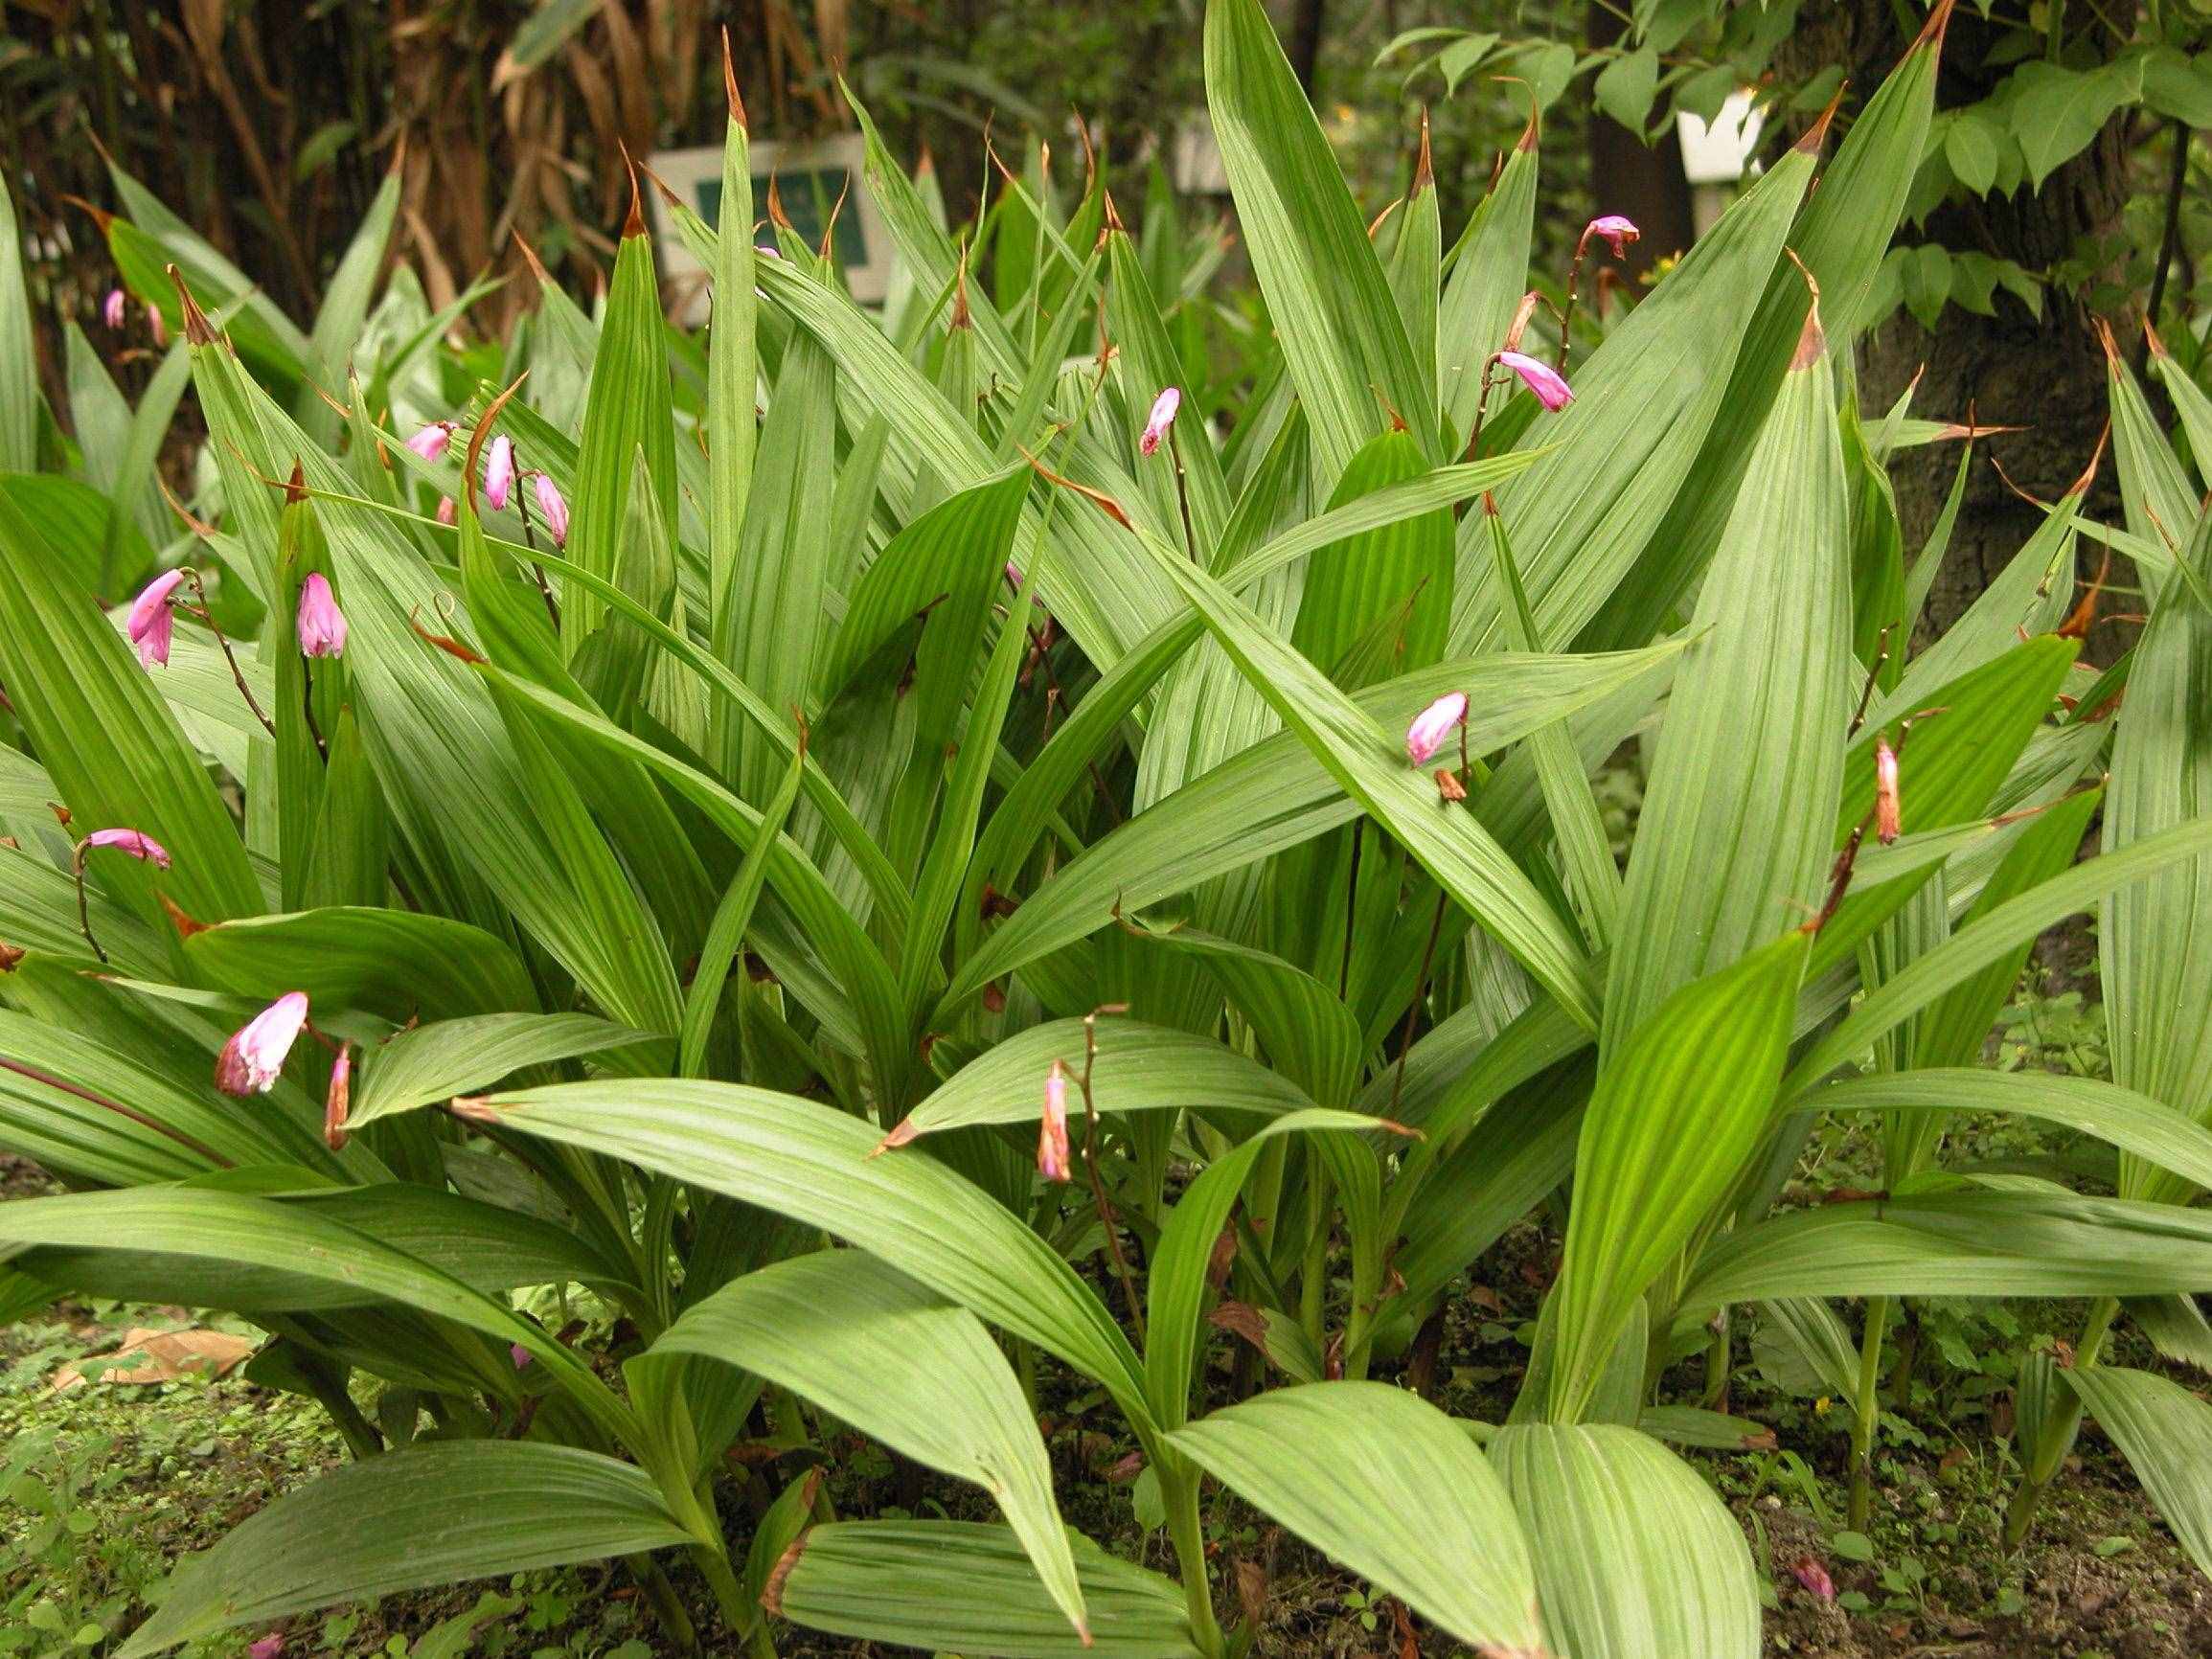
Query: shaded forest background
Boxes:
[{"xmin": 0, "ymin": 0, "xmax": 2196, "ymax": 639}]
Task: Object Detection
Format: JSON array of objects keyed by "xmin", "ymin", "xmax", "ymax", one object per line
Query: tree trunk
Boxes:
[
  {"xmin": 1585, "ymin": 2, "xmax": 1697, "ymax": 275},
  {"xmin": 1792, "ymin": 4, "xmax": 2135, "ymax": 659},
  {"xmin": 1287, "ymin": 0, "xmax": 1327, "ymax": 97}
]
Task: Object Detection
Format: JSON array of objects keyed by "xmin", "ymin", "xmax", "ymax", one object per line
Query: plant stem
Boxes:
[
  {"xmin": 1080, "ymin": 1007, "xmax": 1146, "ymax": 1345},
  {"xmin": 2141, "ymin": 122, "xmax": 2192, "ymax": 372},
  {"xmin": 629, "ymin": 1554, "xmax": 700, "ymax": 1653},
  {"xmin": 1158, "ymin": 1458, "xmax": 1225, "ymax": 1657},
  {"xmin": 1848, "ymin": 1295, "xmax": 1892, "ymax": 1532},
  {"xmin": 2004, "ymin": 1295, "xmax": 2119, "ymax": 1549},
  {"xmin": 182, "ymin": 572, "xmax": 277, "ymax": 739}
]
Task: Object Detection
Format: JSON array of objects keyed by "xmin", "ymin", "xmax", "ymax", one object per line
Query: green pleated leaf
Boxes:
[
  {"xmin": 466, "ymin": 1077, "xmax": 1151, "ymax": 1425},
  {"xmin": 1552, "ymin": 931, "xmax": 1809, "ymax": 1420},
  {"xmin": 183, "ymin": 907, "xmax": 534, "ymax": 1021},
  {"xmin": 1127, "ymin": 523, "xmax": 1600, "ymax": 1030},
  {"xmin": 350, "ymin": 1011, "xmax": 656, "ymax": 1127},
  {"xmin": 116, "ymin": 1443, "xmax": 693, "ymax": 1658},
  {"xmin": 0, "ymin": 494, "xmax": 260, "ymax": 924},
  {"xmin": 0, "ymin": 182, "xmax": 37, "ymax": 470},
  {"xmin": 898, "ymin": 1017, "xmax": 1314, "ymax": 1139},
  {"xmin": 1204, "ymin": 0, "xmax": 1436, "ymax": 476},
  {"xmin": 1171, "ymin": 1382, "xmax": 1541, "ymax": 1654},
  {"xmin": 1289, "ymin": 428, "xmax": 1453, "ymax": 688},
  {"xmin": 951, "ymin": 641, "xmax": 1676, "ymax": 1012},
  {"xmin": 1438, "ymin": 135, "xmax": 1537, "ymax": 444},
  {"xmin": 1685, "ymin": 1189, "xmax": 2212, "ymax": 1309},
  {"xmin": 563, "ymin": 218, "xmax": 677, "ymax": 655},
  {"xmin": 1809, "ymin": 1069, "xmax": 2212, "ymax": 1193},
  {"xmin": 1605, "ymin": 318, "xmax": 1850, "ymax": 1047},
  {"xmin": 656, "ymin": 1250, "xmax": 1086, "ymax": 1641},
  {"xmin": 2062, "ymin": 1365, "xmax": 2212, "ymax": 1582},
  {"xmin": 1461, "ymin": 139, "xmax": 1815, "ymax": 652},
  {"xmin": 773, "ymin": 1521, "xmax": 1198, "ymax": 1658},
  {"xmin": 2102, "ymin": 525, "xmax": 2212, "ymax": 1205},
  {"xmin": 2107, "ymin": 331, "xmax": 2191, "ymax": 589},
  {"xmin": 0, "ymin": 1188, "xmax": 629, "ymax": 1440},
  {"xmin": 718, "ymin": 330, "xmax": 831, "ymax": 792},
  {"xmin": 1585, "ymin": 25, "xmax": 1939, "ymax": 648},
  {"xmin": 1491, "ymin": 1423, "xmax": 1758, "ymax": 1659},
  {"xmin": 1142, "ymin": 1108, "xmax": 1402, "ymax": 1429},
  {"xmin": 707, "ymin": 94, "xmax": 759, "ymax": 745},
  {"xmin": 1788, "ymin": 815, "xmax": 2212, "ymax": 1099}
]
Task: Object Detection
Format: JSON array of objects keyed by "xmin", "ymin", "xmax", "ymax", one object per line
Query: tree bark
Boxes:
[
  {"xmin": 1287, "ymin": 0, "xmax": 1327, "ymax": 97},
  {"xmin": 1585, "ymin": 2, "xmax": 1697, "ymax": 275},
  {"xmin": 1790, "ymin": 4, "xmax": 2135, "ymax": 658}
]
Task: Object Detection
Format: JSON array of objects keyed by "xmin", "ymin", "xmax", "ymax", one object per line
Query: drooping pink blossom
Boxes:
[
  {"xmin": 1875, "ymin": 736, "xmax": 1902, "ymax": 845},
  {"xmin": 296, "ymin": 574, "xmax": 347, "ymax": 659},
  {"xmin": 511, "ymin": 1343, "xmax": 533, "ymax": 1370},
  {"xmin": 126, "ymin": 568, "xmax": 189, "ymax": 668},
  {"xmin": 404, "ymin": 421, "xmax": 454, "ymax": 463},
  {"xmin": 82, "ymin": 828, "xmax": 171, "ymax": 870},
  {"xmin": 435, "ymin": 496, "xmax": 458, "ymax": 527},
  {"xmin": 103, "ymin": 287, "xmax": 127, "ymax": 330},
  {"xmin": 1139, "ymin": 386, "xmax": 1182, "ymax": 457},
  {"xmin": 1583, "ymin": 215, "xmax": 1641, "ymax": 259},
  {"xmin": 1405, "ymin": 691, "xmax": 1469, "ymax": 766},
  {"xmin": 483, "ymin": 435, "xmax": 516, "ymax": 511},
  {"xmin": 533, "ymin": 473, "xmax": 569, "ymax": 546},
  {"xmin": 296, "ymin": 575, "xmax": 347, "ymax": 659},
  {"xmin": 247, "ymin": 1636, "xmax": 284, "ymax": 1659},
  {"xmin": 1038, "ymin": 1059, "xmax": 1072, "ymax": 1183},
  {"xmin": 215, "ymin": 991, "xmax": 310, "ymax": 1097},
  {"xmin": 146, "ymin": 303, "xmax": 167, "ymax": 347},
  {"xmin": 1496, "ymin": 351, "xmax": 1573, "ymax": 413}
]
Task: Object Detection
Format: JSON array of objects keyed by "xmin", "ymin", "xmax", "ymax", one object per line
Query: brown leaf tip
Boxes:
[
  {"xmin": 0, "ymin": 941, "xmax": 23, "ymax": 973},
  {"xmin": 2145, "ymin": 316, "xmax": 2172, "ymax": 359},
  {"xmin": 165, "ymin": 266, "xmax": 217, "ymax": 347},
  {"xmin": 619, "ymin": 143, "xmax": 646, "ymax": 239},
  {"xmin": 1796, "ymin": 83, "xmax": 1846, "ymax": 154},
  {"xmin": 1413, "ymin": 108, "xmax": 1434, "ymax": 193},
  {"xmin": 448, "ymin": 1094, "xmax": 502, "ymax": 1124},
  {"xmin": 284, "ymin": 461, "xmax": 308, "ymax": 506},
  {"xmin": 1914, "ymin": 0, "xmax": 1958, "ymax": 53},
  {"xmin": 156, "ymin": 893, "xmax": 210, "ymax": 940},
  {"xmin": 761, "ymin": 1528, "xmax": 810, "ymax": 1616},
  {"xmin": 2067, "ymin": 419, "xmax": 2111, "ymax": 498},
  {"xmin": 870, "ymin": 1119, "xmax": 922, "ymax": 1157}
]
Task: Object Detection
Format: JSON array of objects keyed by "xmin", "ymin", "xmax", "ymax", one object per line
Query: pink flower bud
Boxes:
[
  {"xmin": 511, "ymin": 1342, "xmax": 533, "ymax": 1370},
  {"xmin": 1496, "ymin": 351, "xmax": 1573, "ymax": 413},
  {"xmin": 126, "ymin": 568, "xmax": 188, "ymax": 668},
  {"xmin": 1790, "ymin": 1557, "xmax": 1836, "ymax": 1602},
  {"xmin": 1139, "ymin": 386, "xmax": 1182, "ymax": 457},
  {"xmin": 404, "ymin": 421, "xmax": 453, "ymax": 463},
  {"xmin": 756, "ymin": 242, "xmax": 782, "ymax": 260},
  {"xmin": 483, "ymin": 435, "xmax": 516, "ymax": 511},
  {"xmin": 146, "ymin": 303, "xmax": 166, "ymax": 347},
  {"xmin": 83, "ymin": 828, "xmax": 171, "ymax": 869},
  {"xmin": 533, "ymin": 472, "xmax": 569, "ymax": 546},
  {"xmin": 1875, "ymin": 736, "xmax": 1902, "ymax": 846},
  {"xmin": 215, "ymin": 991, "xmax": 310, "ymax": 1097},
  {"xmin": 1038, "ymin": 1059, "xmax": 1072, "ymax": 1183},
  {"xmin": 103, "ymin": 287, "xmax": 127, "ymax": 330},
  {"xmin": 1005, "ymin": 559, "xmax": 1023, "ymax": 588},
  {"xmin": 324, "ymin": 1042, "xmax": 352, "ymax": 1150},
  {"xmin": 248, "ymin": 1637, "xmax": 284, "ymax": 1659},
  {"xmin": 435, "ymin": 495, "xmax": 458, "ymax": 526},
  {"xmin": 296, "ymin": 573, "xmax": 348, "ymax": 659},
  {"xmin": 1584, "ymin": 215, "xmax": 1641, "ymax": 259},
  {"xmin": 1405, "ymin": 691, "xmax": 1469, "ymax": 765}
]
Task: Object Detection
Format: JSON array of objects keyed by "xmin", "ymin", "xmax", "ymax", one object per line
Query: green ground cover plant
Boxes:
[{"xmin": 7, "ymin": 1, "xmax": 2212, "ymax": 1654}]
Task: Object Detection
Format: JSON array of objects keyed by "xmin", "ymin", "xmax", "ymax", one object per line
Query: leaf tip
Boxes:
[
  {"xmin": 164, "ymin": 265, "xmax": 217, "ymax": 348},
  {"xmin": 761, "ymin": 1527, "xmax": 810, "ymax": 1616},
  {"xmin": 1796, "ymin": 82, "xmax": 1846, "ymax": 154},
  {"xmin": 871, "ymin": 1120, "xmax": 922, "ymax": 1156}
]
